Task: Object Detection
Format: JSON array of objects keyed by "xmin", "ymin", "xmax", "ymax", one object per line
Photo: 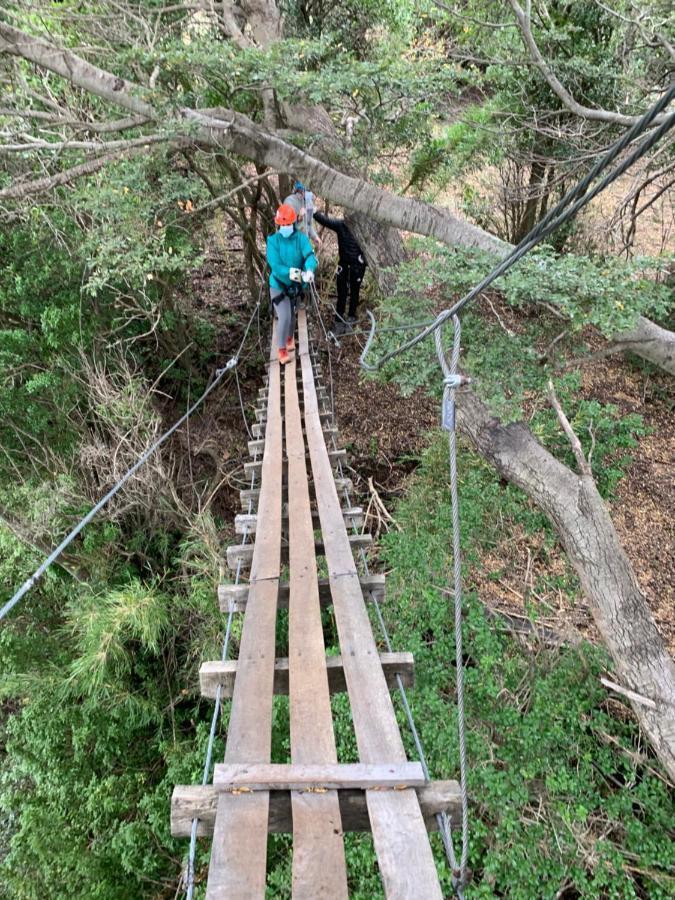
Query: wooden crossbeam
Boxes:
[
  {"xmin": 226, "ymin": 533, "xmax": 372, "ymax": 570},
  {"xmin": 240, "ymin": 477, "xmax": 352, "ymax": 508},
  {"xmin": 171, "ymin": 781, "xmax": 462, "ymax": 838},
  {"xmin": 252, "ymin": 415, "xmax": 333, "ymax": 438},
  {"xmin": 212, "ymin": 762, "xmax": 425, "ymax": 792},
  {"xmin": 199, "ymin": 651, "xmax": 414, "ymax": 699},
  {"xmin": 243, "ymin": 448, "xmax": 346, "ymax": 477},
  {"xmin": 298, "ymin": 311, "xmax": 443, "ymax": 898},
  {"xmin": 234, "ymin": 505, "xmax": 363, "ymax": 534},
  {"xmin": 218, "ymin": 573, "xmax": 384, "ymax": 613}
]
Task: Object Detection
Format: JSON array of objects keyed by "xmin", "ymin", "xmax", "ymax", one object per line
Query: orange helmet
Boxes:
[{"xmin": 275, "ymin": 204, "xmax": 297, "ymax": 226}]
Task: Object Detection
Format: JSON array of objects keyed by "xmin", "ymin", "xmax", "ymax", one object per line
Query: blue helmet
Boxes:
[{"xmin": 293, "ymin": 180, "xmax": 305, "ymax": 191}]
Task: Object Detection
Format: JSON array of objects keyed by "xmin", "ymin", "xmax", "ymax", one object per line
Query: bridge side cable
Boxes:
[{"xmin": 0, "ymin": 298, "xmax": 262, "ymax": 623}]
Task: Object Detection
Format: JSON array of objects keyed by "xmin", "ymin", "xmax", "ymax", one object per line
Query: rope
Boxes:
[
  {"xmin": 0, "ymin": 298, "xmax": 261, "ymax": 623},
  {"xmin": 184, "ymin": 466, "xmax": 257, "ymax": 899},
  {"xmin": 359, "ymin": 81, "xmax": 675, "ymax": 373},
  {"xmin": 309, "ymin": 311, "xmax": 469, "ymax": 894},
  {"xmin": 435, "ymin": 317, "xmax": 470, "ymax": 892}
]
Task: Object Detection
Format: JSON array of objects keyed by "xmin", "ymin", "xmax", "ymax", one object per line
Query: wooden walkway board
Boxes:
[
  {"xmin": 199, "ymin": 651, "xmax": 414, "ymax": 699},
  {"xmin": 298, "ymin": 312, "xmax": 443, "ymax": 900},
  {"xmin": 205, "ymin": 326, "xmax": 283, "ymax": 900},
  {"xmin": 172, "ymin": 780, "xmax": 462, "ymax": 837},
  {"xmin": 284, "ymin": 353, "xmax": 348, "ymax": 899},
  {"xmin": 213, "ymin": 762, "xmax": 426, "ymax": 791}
]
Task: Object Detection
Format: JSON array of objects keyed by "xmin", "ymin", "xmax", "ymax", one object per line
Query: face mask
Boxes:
[{"xmin": 279, "ymin": 225, "xmax": 294, "ymax": 238}]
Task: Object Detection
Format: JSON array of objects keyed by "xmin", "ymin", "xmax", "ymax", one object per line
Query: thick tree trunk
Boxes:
[
  {"xmin": 457, "ymin": 388, "xmax": 675, "ymax": 781},
  {"xmin": 2, "ymin": 20, "xmax": 673, "ymax": 373},
  {"xmin": 613, "ymin": 315, "xmax": 675, "ymax": 375}
]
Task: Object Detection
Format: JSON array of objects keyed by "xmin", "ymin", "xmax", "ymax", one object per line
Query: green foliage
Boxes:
[
  {"xmin": 371, "ymin": 435, "xmax": 675, "ymax": 897},
  {"xmin": 0, "ymin": 518, "xmax": 226, "ymax": 898}
]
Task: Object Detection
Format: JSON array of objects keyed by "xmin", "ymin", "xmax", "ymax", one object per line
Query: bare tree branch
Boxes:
[
  {"xmin": 547, "ymin": 378, "xmax": 592, "ymax": 476},
  {"xmin": 508, "ymin": 0, "xmax": 671, "ymax": 127},
  {"xmin": 0, "ymin": 21, "xmax": 156, "ymax": 119}
]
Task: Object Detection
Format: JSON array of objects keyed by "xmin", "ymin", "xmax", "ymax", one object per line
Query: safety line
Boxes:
[
  {"xmin": 309, "ymin": 322, "xmax": 468, "ymax": 895},
  {"xmin": 359, "ymin": 81, "xmax": 675, "ymax": 372},
  {"xmin": 1, "ymin": 299, "xmax": 261, "ymax": 622}
]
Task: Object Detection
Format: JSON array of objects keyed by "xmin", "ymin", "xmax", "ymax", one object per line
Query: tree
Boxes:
[{"xmin": 1, "ymin": 0, "xmax": 673, "ymax": 781}]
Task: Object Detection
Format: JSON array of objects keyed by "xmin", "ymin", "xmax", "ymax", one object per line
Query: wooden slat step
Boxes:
[
  {"xmin": 218, "ymin": 573, "xmax": 385, "ymax": 612},
  {"xmin": 240, "ymin": 477, "xmax": 353, "ymax": 508},
  {"xmin": 252, "ymin": 413, "xmax": 333, "ymax": 437},
  {"xmin": 227, "ymin": 533, "xmax": 372, "ymax": 569},
  {"xmin": 199, "ymin": 651, "xmax": 414, "ymax": 699},
  {"xmin": 171, "ymin": 780, "xmax": 462, "ymax": 838},
  {"xmin": 258, "ymin": 382, "xmax": 327, "ymax": 399},
  {"xmin": 263, "ymin": 366, "xmax": 323, "ymax": 383},
  {"xmin": 244, "ymin": 448, "xmax": 346, "ymax": 477},
  {"xmin": 235, "ymin": 505, "xmax": 362, "ymax": 534},
  {"xmin": 256, "ymin": 405, "xmax": 331, "ymax": 424},
  {"xmin": 249, "ymin": 425, "xmax": 338, "ymax": 453},
  {"xmin": 213, "ymin": 762, "xmax": 425, "ymax": 792}
]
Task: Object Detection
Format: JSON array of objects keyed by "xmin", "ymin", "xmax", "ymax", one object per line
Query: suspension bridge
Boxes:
[{"xmin": 171, "ymin": 311, "xmax": 462, "ymax": 897}]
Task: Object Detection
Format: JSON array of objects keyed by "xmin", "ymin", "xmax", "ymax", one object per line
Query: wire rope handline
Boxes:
[
  {"xmin": 308, "ymin": 306, "xmax": 470, "ymax": 895},
  {"xmin": 359, "ymin": 80, "xmax": 675, "ymax": 374},
  {"xmin": 0, "ymin": 297, "xmax": 262, "ymax": 623}
]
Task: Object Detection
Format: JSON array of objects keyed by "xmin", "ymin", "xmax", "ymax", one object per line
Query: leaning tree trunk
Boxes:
[
  {"xmin": 1, "ymin": 19, "xmax": 673, "ymax": 374},
  {"xmin": 614, "ymin": 315, "xmax": 675, "ymax": 375},
  {"xmin": 457, "ymin": 388, "xmax": 675, "ymax": 781}
]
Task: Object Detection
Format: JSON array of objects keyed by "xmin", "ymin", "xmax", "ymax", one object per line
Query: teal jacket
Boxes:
[{"xmin": 266, "ymin": 229, "xmax": 317, "ymax": 292}]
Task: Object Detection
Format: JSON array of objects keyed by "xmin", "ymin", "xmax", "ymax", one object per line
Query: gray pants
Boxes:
[{"xmin": 272, "ymin": 289, "xmax": 296, "ymax": 349}]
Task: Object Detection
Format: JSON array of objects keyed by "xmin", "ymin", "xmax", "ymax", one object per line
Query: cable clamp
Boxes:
[
  {"xmin": 215, "ymin": 357, "xmax": 238, "ymax": 379},
  {"xmin": 443, "ymin": 374, "xmax": 470, "ymax": 388}
]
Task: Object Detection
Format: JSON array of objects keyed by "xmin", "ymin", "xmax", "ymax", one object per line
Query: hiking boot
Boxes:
[
  {"xmin": 278, "ymin": 347, "xmax": 290, "ymax": 365},
  {"xmin": 286, "ymin": 336, "xmax": 296, "ymax": 352}
]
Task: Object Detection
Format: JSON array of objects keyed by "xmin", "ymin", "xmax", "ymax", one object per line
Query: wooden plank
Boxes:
[
  {"xmin": 172, "ymin": 780, "xmax": 462, "ymax": 837},
  {"xmin": 199, "ymin": 652, "xmax": 414, "ymax": 699},
  {"xmin": 251, "ymin": 420, "xmax": 336, "ymax": 439},
  {"xmin": 218, "ymin": 573, "xmax": 385, "ymax": 612},
  {"xmin": 256, "ymin": 407, "xmax": 332, "ymax": 424},
  {"xmin": 226, "ymin": 533, "xmax": 372, "ymax": 570},
  {"xmin": 240, "ymin": 477, "xmax": 352, "ymax": 508},
  {"xmin": 206, "ymin": 328, "xmax": 283, "ymax": 900},
  {"xmin": 284, "ymin": 348, "xmax": 347, "ymax": 897},
  {"xmin": 251, "ymin": 426, "xmax": 338, "ymax": 455},
  {"xmin": 234, "ymin": 506, "xmax": 363, "ymax": 534},
  {"xmin": 298, "ymin": 311, "xmax": 443, "ymax": 899},
  {"xmin": 213, "ymin": 762, "xmax": 425, "ymax": 792},
  {"xmin": 244, "ymin": 448, "xmax": 345, "ymax": 477}
]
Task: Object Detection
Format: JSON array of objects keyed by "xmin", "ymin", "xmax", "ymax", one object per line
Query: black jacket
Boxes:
[{"xmin": 313, "ymin": 212, "xmax": 365, "ymax": 265}]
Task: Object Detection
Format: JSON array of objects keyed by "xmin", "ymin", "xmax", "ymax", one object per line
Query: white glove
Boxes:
[
  {"xmin": 289, "ymin": 267, "xmax": 302, "ymax": 282},
  {"xmin": 301, "ymin": 270, "xmax": 315, "ymax": 284}
]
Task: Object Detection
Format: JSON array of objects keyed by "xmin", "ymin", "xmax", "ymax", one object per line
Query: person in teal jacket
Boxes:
[{"xmin": 266, "ymin": 203, "xmax": 317, "ymax": 364}]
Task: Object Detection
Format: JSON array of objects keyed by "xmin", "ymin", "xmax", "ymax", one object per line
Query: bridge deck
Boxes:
[{"xmin": 173, "ymin": 311, "xmax": 457, "ymax": 897}]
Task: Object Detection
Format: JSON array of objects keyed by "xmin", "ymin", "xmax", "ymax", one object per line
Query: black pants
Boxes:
[{"xmin": 336, "ymin": 259, "xmax": 366, "ymax": 319}]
